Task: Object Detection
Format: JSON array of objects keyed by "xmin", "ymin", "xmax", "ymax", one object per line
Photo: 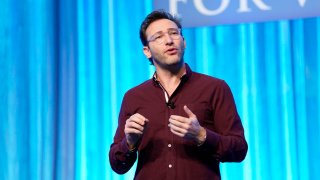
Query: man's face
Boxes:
[{"xmin": 143, "ymin": 19, "xmax": 186, "ymax": 68}]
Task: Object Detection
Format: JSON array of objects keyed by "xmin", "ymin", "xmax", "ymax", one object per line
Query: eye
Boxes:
[
  {"xmin": 151, "ymin": 33, "xmax": 164, "ymax": 41},
  {"xmin": 170, "ymin": 31, "xmax": 179, "ymax": 35},
  {"xmin": 154, "ymin": 35, "xmax": 162, "ymax": 40}
]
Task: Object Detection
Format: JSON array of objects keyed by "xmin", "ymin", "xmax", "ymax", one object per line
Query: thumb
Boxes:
[{"xmin": 184, "ymin": 105, "xmax": 196, "ymax": 118}]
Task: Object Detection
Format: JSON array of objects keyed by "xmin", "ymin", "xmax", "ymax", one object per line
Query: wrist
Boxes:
[
  {"xmin": 197, "ymin": 127, "xmax": 207, "ymax": 146},
  {"xmin": 128, "ymin": 143, "xmax": 136, "ymax": 151},
  {"xmin": 126, "ymin": 139, "xmax": 137, "ymax": 151}
]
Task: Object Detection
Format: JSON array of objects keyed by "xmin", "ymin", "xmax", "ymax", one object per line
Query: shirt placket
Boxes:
[
  {"xmin": 154, "ymin": 73, "xmax": 187, "ymax": 179},
  {"xmin": 165, "ymin": 92, "xmax": 176, "ymax": 179},
  {"xmin": 158, "ymin": 83, "xmax": 176, "ymax": 179}
]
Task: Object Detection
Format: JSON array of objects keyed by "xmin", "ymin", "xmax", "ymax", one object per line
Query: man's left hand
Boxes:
[{"xmin": 169, "ymin": 105, "xmax": 206, "ymax": 145}]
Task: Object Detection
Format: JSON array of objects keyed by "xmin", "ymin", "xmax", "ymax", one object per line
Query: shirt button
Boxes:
[
  {"xmin": 168, "ymin": 144, "xmax": 172, "ymax": 148},
  {"xmin": 168, "ymin": 164, "xmax": 172, "ymax": 168}
]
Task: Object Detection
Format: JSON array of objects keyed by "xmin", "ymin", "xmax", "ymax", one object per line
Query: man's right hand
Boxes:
[{"xmin": 124, "ymin": 113, "xmax": 148, "ymax": 150}]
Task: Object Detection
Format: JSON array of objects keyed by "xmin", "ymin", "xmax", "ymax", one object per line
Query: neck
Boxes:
[{"xmin": 155, "ymin": 63, "xmax": 186, "ymax": 96}]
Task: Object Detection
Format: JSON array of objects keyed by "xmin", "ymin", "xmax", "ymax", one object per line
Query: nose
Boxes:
[{"xmin": 163, "ymin": 33, "xmax": 174, "ymax": 44}]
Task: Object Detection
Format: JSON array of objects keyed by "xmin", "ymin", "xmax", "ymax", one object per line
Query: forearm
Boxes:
[
  {"xmin": 198, "ymin": 128, "xmax": 248, "ymax": 162},
  {"xmin": 109, "ymin": 138, "xmax": 137, "ymax": 174}
]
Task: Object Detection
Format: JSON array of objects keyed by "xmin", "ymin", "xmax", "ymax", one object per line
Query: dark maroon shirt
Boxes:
[{"xmin": 109, "ymin": 64, "xmax": 248, "ymax": 180}]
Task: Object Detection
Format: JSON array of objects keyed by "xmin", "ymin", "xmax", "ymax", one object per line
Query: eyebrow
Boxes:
[{"xmin": 151, "ymin": 28, "xmax": 179, "ymax": 35}]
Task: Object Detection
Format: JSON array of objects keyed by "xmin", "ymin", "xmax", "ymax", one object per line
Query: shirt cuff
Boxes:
[
  {"xmin": 198, "ymin": 128, "xmax": 220, "ymax": 151},
  {"xmin": 121, "ymin": 138, "xmax": 137, "ymax": 154}
]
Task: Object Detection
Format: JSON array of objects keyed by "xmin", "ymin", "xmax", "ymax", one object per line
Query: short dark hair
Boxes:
[{"xmin": 139, "ymin": 10, "xmax": 182, "ymax": 46}]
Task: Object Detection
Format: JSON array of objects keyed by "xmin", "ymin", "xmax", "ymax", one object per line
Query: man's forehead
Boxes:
[{"xmin": 146, "ymin": 19, "xmax": 178, "ymax": 35}]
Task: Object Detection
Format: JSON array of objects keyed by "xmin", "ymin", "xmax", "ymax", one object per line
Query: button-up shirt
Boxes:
[{"xmin": 109, "ymin": 64, "xmax": 248, "ymax": 180}]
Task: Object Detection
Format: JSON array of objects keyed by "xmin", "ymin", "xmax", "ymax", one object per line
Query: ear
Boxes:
[
  {"xmin": 143, "ymin": 46, "xmax": 152, "ymax": 59},
  {"xmin": 183, "ymin": 37, "xmax": 186, "ymax": 49}
]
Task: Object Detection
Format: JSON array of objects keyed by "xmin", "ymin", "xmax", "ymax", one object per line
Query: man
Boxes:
[{"xmin": 109, "ymin": 10, "xmax": 248, "ymax": 180}]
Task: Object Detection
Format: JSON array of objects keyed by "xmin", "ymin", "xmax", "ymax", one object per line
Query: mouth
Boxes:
[{"xmin": 165, "ymin": 48, "xmax": 178, "ymax": 55}]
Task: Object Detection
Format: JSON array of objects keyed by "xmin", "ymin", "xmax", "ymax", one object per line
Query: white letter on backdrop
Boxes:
[
  {"xmin": 169, "ymin": 0, "xmax": 187, "ymax": 16},
  {"xmin": 194, "ymin": 0, "xmax": 230, "ymax": 16},
  {"xmin": 238, "ymin": 0, "xmax": 271, "ymax": 12},
  {"xmin": 297, "ymin": 0, "xmax": 306, "ymax": 7}
]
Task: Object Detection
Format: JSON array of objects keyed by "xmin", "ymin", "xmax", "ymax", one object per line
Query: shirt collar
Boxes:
[{"xmin": 152, "ymin": 63, "xmax": 192, "ymax": 86}]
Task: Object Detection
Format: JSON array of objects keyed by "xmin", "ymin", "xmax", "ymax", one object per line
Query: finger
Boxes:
[
  {"xmin": 169, "ymin": 117, "xmax": 188, "ymax": 129},
  {"xmin": 170, "ymin": 115, "xmax": 187, "ymax": 123},
  {"xmin": 168, "ymin": 123, "xmax": 186, "ymax": 137},
  {"xmin": 126, "ymin": 120, "xmax": 144, "ymax": 132},
  {"xmin": 170, "ymin": 128, "xmax": 184, "ymax": 137},
  {"xmin": 134, "ymin": 113, "xmax": 149, "ymax": 122},
  {"xmin": 125, "ymin": 120, "xmax": 144, "ymax": 134},
  {"xmin": 125, "ymin": 128, "xmax": 144, "ymax": 135},
  {"xmin": 130, "ymin": 114, "xmax": 148, "ymax": 126},
  {"xmin": 184, "ymin": 105, "xmax": 196, "ymax": 118},
  {"xmin": 169, "ymin": 122, "xmax": 187, "ymax": 134}
]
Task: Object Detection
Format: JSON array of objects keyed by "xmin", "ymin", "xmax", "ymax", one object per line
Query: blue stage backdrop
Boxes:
[{"xmin": 0, "ymin": 0, "xmax": 320, "ymax": 180}]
